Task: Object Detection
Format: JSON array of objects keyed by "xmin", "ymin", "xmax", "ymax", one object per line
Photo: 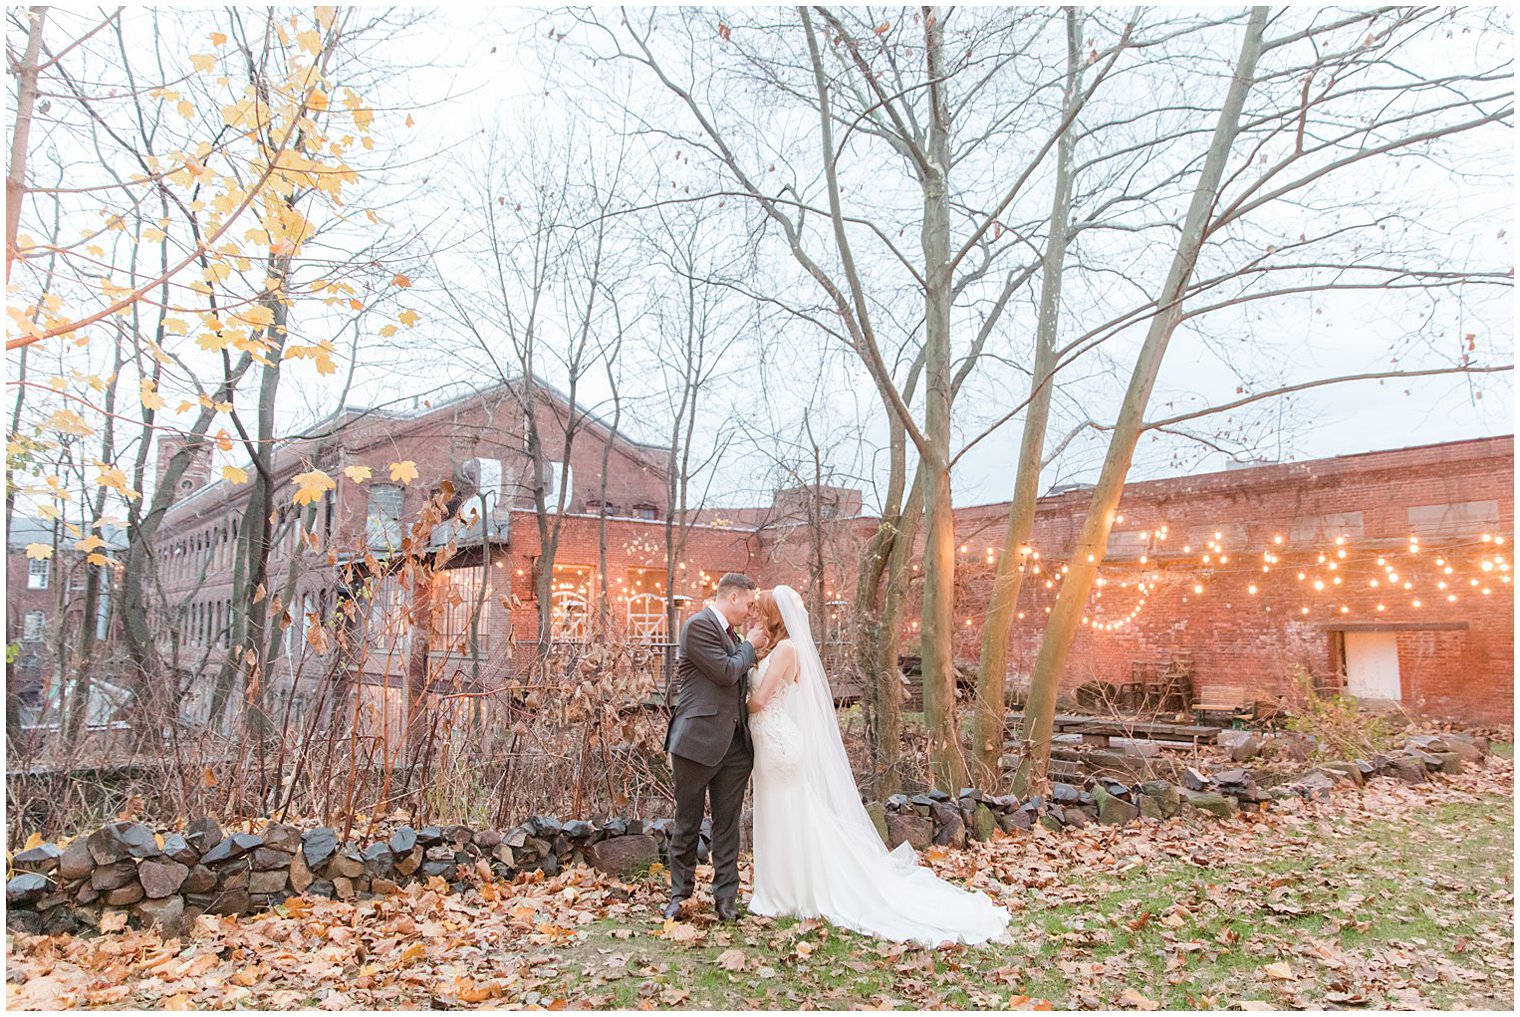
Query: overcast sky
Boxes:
[{"xmin": 13, "ymin": 6, "xmax": 1514, "ymax": 518}]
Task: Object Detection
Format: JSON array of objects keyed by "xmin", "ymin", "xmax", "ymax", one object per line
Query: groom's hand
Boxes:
[{"xmin": 745, "ymin": 624, "xmax": 769, "ymax": 652}]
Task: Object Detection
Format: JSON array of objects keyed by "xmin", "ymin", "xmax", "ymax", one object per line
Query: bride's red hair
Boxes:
[{"xmin": 752, "ymin": 589, "xmax": 786, "ymax": 660}]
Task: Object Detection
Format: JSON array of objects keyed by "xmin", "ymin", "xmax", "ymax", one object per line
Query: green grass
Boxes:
[{"xmin": 540, "ymin": 791, "xmax": 1514, "ymax": 1010}]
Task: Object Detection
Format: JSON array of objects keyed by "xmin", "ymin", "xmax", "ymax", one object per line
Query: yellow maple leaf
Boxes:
[
  {"xmin": 46, "ymin": 409, "xmax": 93, "ymax": 437},
  {"xmin": 25, "ymin": 544, "xmax": 53, "ymax": 561},
  {"xmin": 378, "ymin": 324, "xmax": 397, "ymax": 338},
  {"xmin": 140, "ymin": 380, "xmax": 166, "ymax": 411},
  {"xmin": 297, "ymin": 29, "xmax": 321, "ymax": 54},
  {"xmin": 398, "ymin": 308, "xmax": 419, "ymax": 328},
  {"xmin": 343, "ymin": 465, "xmax": 372, "ymax": 483},
  {"xmin": 389, "ymin": 460, "xmax": 419, "ymax": 485},
  {"xmin": 75, "ymin": 534, "xmax": 106, "ymax": 553},
  {"xmin": 393, "ymin": 273, "xmax": 411, "ymax": 288},
  {"xmin": 190, "ymin": 53, "xmax": 215, "ymax": 73},
  {"xmin": 222, "ymin": 465, "xmax": 249, "ymax": 484},
  {"xmin": 292, "ymin": 469, "xmax": 335, "ymax": 506},
  {"xmin": 315, "ymin": 6, "xmax": 336, "ymax": 29},
  {"xmin": 210, "ymin": 31, "xmax": 227, "ymax": 46}
]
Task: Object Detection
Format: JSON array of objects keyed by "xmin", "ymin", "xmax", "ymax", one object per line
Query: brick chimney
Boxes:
[{"xmin": 156, "ymin": 433, "xmax": 213, "ymax": 504}]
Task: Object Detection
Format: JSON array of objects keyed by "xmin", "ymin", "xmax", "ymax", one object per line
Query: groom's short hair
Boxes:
[{"xmin": 716, "ymin": 572, "xmax": 756, "ymax": 595}]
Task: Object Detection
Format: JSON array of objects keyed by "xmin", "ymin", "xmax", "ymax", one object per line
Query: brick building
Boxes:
[
  {"xmin": 948, "ymin": 435, "xmax": 1514, "ymax": 726},
  {"xmin": 35, "ymin": 373, "xmax": 1512, "ymax": 736}
]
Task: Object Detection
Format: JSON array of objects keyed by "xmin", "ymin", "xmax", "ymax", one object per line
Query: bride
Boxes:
[{"xmin": 745, "ymin": 585, "xmax": 1010, "ymax": 947}]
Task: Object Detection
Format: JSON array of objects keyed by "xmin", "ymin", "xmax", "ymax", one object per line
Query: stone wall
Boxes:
[{"xmin": 7, "ymin": 734, "xmax": 1486, "ymax": 939}]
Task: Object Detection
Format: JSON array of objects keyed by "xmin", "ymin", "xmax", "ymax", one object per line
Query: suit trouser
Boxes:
[{"xmin": 669, "ymin": 727, "xmax": 752, "ymax": 904}]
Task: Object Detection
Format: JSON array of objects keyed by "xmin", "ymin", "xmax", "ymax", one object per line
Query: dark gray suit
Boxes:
[{"xmin": 664, "ymin": 607, "xmax": 755, "ymax": 906}]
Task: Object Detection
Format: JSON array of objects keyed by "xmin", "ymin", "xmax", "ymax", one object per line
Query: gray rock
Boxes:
[
  {"xmin": 7, "ymin": 872, "xmax": 51, "ymax": 905},
  {"xmin": 885, "ymin": 793, "xmax": 910, "ymax": 811},
  {"xmin": 58, "ymin": 839, "xmax": 95, "ymax": 880},
  {"xmin": 1062, "ymin": 806, "xmax": 1090, "ymax": 828},
  {"xmin": 417, "ymin": 826, "xmax": 445, "ymax": 846},
  {"xmin": 443, "ymin": 824, "xmax": 475, "ymax": 846},
  {"xmin": 1095, "ymin": 786, "xmax": 1140, "ymax": 826},
  {"xmin": 425, "ymin": 844, "xmax": 456, "ymax": 863},
  {"xmin": 420, "ymin": 859, "xmax": 455, "ymax": 879},
  {"xmin": 187, "ymin": 817, "xmax": 224, "ymax": 853},
  {"xmin": 864, "ymin": 801, "xmax": 890, "ymax": 846},
  {"xmin": 1229, "ymin": 736, "xmax": 1264, "ymax": 762},
  {"xmin": 1429, "ymin": 752, "xmax": 1465, "ymax": 774},
  {"xmin": 91, "ymin": 859, "xmax": 140, "ymax": 891},
  {"xmin": 306, "ymin": 880, "xmax": 335, "ymax": 898},
  {"xmin": 999, "ymin": 809, "xmax": 1032, "ymax": 833},
  {"xmin": 1179, "ymin": 789, "xmax": 1237, "ymax": 819},
  {"xmin": 584, "ymin": 835, "xmax": 660, "ymax": 878},
  {"xmin": 75, "ymin": 883, "xmax": 100, "ymax": 904},
  {"xmin": 1051, "ymin": 783, "xmax": 1081, "ymax": 804},
  {"xmin": 488, "ymin": 844, "xmax": 514, "ymax": 870},
  {"xmin": 395, "ymin": 846, "xmax": 424, "ymax": 876},
  {"xmin": 362, "ymin": 842, "xmax": 395, "ymax": 877},
  {"xmin": 1039, "ymin": 814, "xmax": 1063, "ymax": 832},
  {"xmin": 389, "ymin": 826, "xmax": 418, "ymax": 855},
  {"xmin": 160, "ymin": 833, "xmax": 199, "ymax": 866},
  {"xmin": 87, "ymin": 822, "xmax": 160, "ymax": 865},
  {"xmin": 13, "ymin": 843, "xmax": 62, "ymax": 873},
  {"xmin": 930, "ymin": 802, "xmax": 967, "ymax": 847},
  {"xmin": 1181, "ymin": 767, "xmax": 1210, "ymax": 792},
  {"xmin": 7, "ymin": 909, "xmax": 44, "ymax": 933},
  {"xmin": 182, "ymin": 864, "xmax": 216, "ymax": 894},
  {"xmin": 563, "ymin": 820, "xmax": 595, "ymax": 840},
  {"xmin": 133, "ymin": 895, "xmax": 187, "ymax": 937},
  {"xmin": 138, "ymin": 860, "xmax": 190, "ymax": 899},
  {"xmin": 1138, "ymin": 795, "xmax": 1164, "ymax": 821},
  {"xmin": 303, "ymin": 827, "xmax": 340, "ymax": 869},
  {"xmin": 200, "ymin": 832, "xmax": 261, "ymax": 865},
  {"xmin": 472, "ymin": 829, "xmax": 502, "ymax": 850},
  {"xmin": 250, "ymin": 869, "xmax": 290, "ymax": 895},
  {"xmin": 218, "ymin": 864, "xmax": 250, "ymax": 891},
  {"xmin": 886, "ymin": 813, "xmax": 934, "ymax": 851}
]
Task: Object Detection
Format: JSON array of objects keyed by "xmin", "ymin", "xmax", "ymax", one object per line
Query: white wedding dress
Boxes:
[{"xmin": 747, "ymin": 586, "xmax": 1010, "ymax": 947}]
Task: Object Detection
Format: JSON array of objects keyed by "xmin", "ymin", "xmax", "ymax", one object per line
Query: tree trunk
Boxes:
[
  {"xmin": 1015, "ymin": 7, "xmax": 1268, "ymax": 795},
  {"xmin": 918, "ymin": 6, "xmax": 966, "ymax": 792},
  {"xmin": 6, "ymin": 7, "xmax": 46, "ymax": 285},
  {"xmin": 972, "ymin": 8, "xmax": 1083, "ymax": 788}
]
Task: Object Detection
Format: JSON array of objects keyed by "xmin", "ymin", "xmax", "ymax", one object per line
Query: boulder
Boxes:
[
  {"xmin": 58, "ymin": 839, "xmax": 95, "ymax": 881},
  {"xmin": 138, "ymin": 860, "xmax": 190, "ymax": 899},
  {"xmin": 160, "ymin": 833, "xmax": 199, "ymax": 867},
  {"xmin": 1181, "ymin": 767, "xmax": 1211, "ymax": 792},
  {"xmin": 1229, "ymin": 736, "xmax": 1264, "ymax": 762},
  {"xmin": 87, "ymin": 822, "xmax": 160, "ymax": 865},
  {"xmin": 250, "ymin": 869, "xmax": 290, "ymax": 895},
  {"xmin": 207, "ymin": 887, "xmax": 250, "ymax": 916},
  {"xmin": 585, "ymin": 835, "xmax": 660, "ymax": 878},
  {"xmin": 1317, "ymin": 761, "xmax": 1364, "ymax": 787},
  {"xmin": 103, "ymin": 882, "xmax": 145, "ymax": 906},
  {"xmin": 182, "ymin": 864, "xmax": 216, "ymax": 894},
  {"xmin": 389, "ymin": 827, "xmax": 418, "ymax": 856},
  {"xmin": 1179, "ymin": 789, "xmax": 1238, "ymax": 819},
  {"xmin": 200, "ymin": 832, "xmax": 261, "ymax": 865},
  {"xmin": 489, "ymin": 844, "xmax": 514, "ymax": 870},
  {"xmin": 251, "ymin": 847, "xmax": 293, "ymax": 870},
  {"xmin": 864, "ymin": 802, "xmax": 890, "ymax": 846},
  {"xmin": 930, "ymin": 803, "xmax": 967, "ymax": 848},
  {"xmin": 443, "ymin": 824, "xmax": 474, "ymax": 847},
  {"xmin": 323, "ymin": 846, "xmax": 364, "ymax": 880},
  {"xmin": 395, "ymin": 847, "xmax": 424, "ymax": 876},
  {"xmin": 1137, "ymin": 780, "xmax": 1181, "ymax": 819},
  {"xmin": 1385, "ymin": 755, "xmax": 1430, "ymax": 784},
  {"xmin": 1051, "ymin": 783, "xmax": 1081, "ymax": 804},
  {"xmin": 262, "ymin": 824, "xmax": 301, "ymax": 853},
  {"xmin": 1094, "ymin": 786, "xmax": 1140, "ymax": 826},
  {"xmin": 133, "ymin": 895, "xmax": 187, "ymax": 937},
  {"xmin": 563, "ymin": 820, "xmax": 595, "ymax": 840},
  {"xmin": 91, "ymin": 859, "xmax": 140, "ymax": 891},
  {"xmin": 1428, "ymin": 752, "xmax": 1465, "ymax": 774},
  {"xmin": 7, "ymin": 872, "xmax": 51, "ymax": 906},
  {"xmin": 187, "ymin": 817, "xmax": 224, "ymax": 853},
  {"xmin": 289, "ymin": 851, "xmax": 314, "ymax": 893},
  {"xmin": 1138, "ymin": 795, "xmax": 1164, "ymax": 821},
  {"xmin": 302, "ymin": 827, "xmax": 340, "ymax": 869},
  {"xmin": 886, "ymin": 813, "xmax": 934, "ymax": 852},
  {"xmin": 13, "ymin": 843, "xmax": 62, "ymax": 874},
  {"xmin": 969, "ymin": 803, "xmax": 998, "ymax": 842},
  {"xmin": 1000, "ymin": 809, "xmax": 1033, "ymax": 833},
  {"xmin": 1062, "ymin": 806, "xmax": 1090, "ymax": 828},
  {"xmin": 472, "ymin": 829, "xmax": 502, "ymax": 850},
  {"xmin": 361, "ymin": 842, "xmax": 395, "ymax": 878}
]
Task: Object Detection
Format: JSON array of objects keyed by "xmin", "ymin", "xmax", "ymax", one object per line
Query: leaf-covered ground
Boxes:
[{"xmin": 7, "ymin": 756, "xmax": 1512, "ymax": 1011}]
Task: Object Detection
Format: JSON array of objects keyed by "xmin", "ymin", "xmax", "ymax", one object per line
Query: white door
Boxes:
[{"xmin": 1344, "ymin": 632, "xmax": 1401, "ymax": 702}]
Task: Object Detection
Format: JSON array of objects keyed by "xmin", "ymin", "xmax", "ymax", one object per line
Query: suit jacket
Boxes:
[{"xmin": 664, "ymin": 608, "xmax": 756, "ymax": 766}]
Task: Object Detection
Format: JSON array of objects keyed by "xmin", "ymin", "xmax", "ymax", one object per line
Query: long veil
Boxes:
[{"xmin": 772, "ymin": 585, "xmax": 920, "ymax": 870}]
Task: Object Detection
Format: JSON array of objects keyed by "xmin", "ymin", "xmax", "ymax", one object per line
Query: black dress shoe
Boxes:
[
  {"xmin": 662, "ymin": 899, "xmax": 685, "ymax": 921},
  {"xmin": 715, "ymin": 898, "xmax": 739, "ymax": 923}
]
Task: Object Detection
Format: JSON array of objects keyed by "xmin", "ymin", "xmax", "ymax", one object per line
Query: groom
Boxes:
[{"xmin": 663, "ymin": 572, "xmax": 769, "ymax": 922}]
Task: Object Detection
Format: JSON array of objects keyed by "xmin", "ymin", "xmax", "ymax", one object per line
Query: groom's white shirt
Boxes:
[{"xmin": 707, "ymin": 602, "xmax": 731, "ymax": 643}]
